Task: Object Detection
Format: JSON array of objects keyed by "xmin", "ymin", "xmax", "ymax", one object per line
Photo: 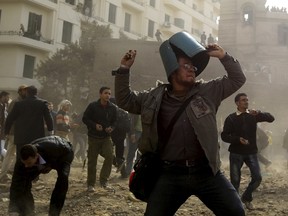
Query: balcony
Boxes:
[
  {"xmin": 122, "ymin": 0, "xmax": 145, "ymax": 12},
  {"xmin": 28, "ymin": 0, "xmax": 58, "ymax": 11},
  {"xmin": 163, "ymin": 0, "xmax": 187, "ymax": 12},
  {"xmin": 164, "ymin": 0, "xmax": 218, "ymax": 29},
  {"xmin": 0, "ymin": 30, "xmax": 54, "ymax": 52},
  {"xmin": 2, "ymin": 0, "xmax": 58, "ymax": 11},
  {"xmin": 160, "ymin": 21, "xmax": 183, "ymax": 36}
]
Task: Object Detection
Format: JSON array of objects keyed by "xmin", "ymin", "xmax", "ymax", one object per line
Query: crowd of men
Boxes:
[
  {"xmin": 0, "ymin": 31, "xmax": 287, "ymax": 216},
  {"xmin": 0, "ymin": 84, "xmax": 142, "ymax": 216}
]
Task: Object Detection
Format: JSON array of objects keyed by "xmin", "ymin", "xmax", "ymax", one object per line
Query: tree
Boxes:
[{"xmin": 35, "ymin": 21, "xmax": 112, "ymax": 112}]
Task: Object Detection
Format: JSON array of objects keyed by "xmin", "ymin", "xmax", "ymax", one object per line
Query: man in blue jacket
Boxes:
[{"xmin": 8, "ymin": 136, "xmax": 74, "ymax": 216}]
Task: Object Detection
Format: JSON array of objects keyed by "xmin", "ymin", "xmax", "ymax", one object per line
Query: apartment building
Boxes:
[{"xmin": 0, "ymin": 0, "xmax": 220, "ymax": 92}]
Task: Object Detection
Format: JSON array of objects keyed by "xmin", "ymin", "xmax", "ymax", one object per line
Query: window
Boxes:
[
  {"xmin": 0, "ymin": 10, "xmax": 2, "ymax": 24},
  {"xmin": 278, "ymin": 24, "xmax": 288, "ymax": 46},
  {"xmin": 83, "ymin": 0, "xmax": 92, "ymax": 17},
  {"xmin": 124, "ymin": 13, "xmax": 131, "ymax": 32},
  {"xmin": 174, "ymin": 18, "xmax": 184, "ymax": 29},
  {"xmin": 23, "ymin": 55, "xmax": 35, "ymax": 79},
  {"xmin": 65, "ymin": 0, "xmax": 75, "ymax": 5},
  {"xmin": 27, "ymin": 12, "xmax": 42, "ymax": 36},
  {"xmin": 165, "ymin": 14, "xmax": 170, "ymax": 22},
  {"xmin": 243, "ymin": 6, "xmax": 253, "ymax": 24},
  {"xmin": 148, "ymin": 20, "xmax": 154, "ymax": 38},
  {"xmin": 108, "ymin": 3, "xmax": 116, "ymax": 24},
  {"xmin": 150, "ymin": 0, "xmax": 156, "ymax": 7},
  {"xmin": 62, "ymin": 21, "xmax": 73, "ymax": 44}
]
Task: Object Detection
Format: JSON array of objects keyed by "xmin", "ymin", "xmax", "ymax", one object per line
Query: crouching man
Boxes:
[{"xmin": 9, "ymin": 136, "xmax": 74, "ymax": 216}]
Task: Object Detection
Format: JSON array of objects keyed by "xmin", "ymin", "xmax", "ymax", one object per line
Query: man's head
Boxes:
[
  {"xmin": 0, "ymin": 91, "xmax": 10, "ymax": 104},
  {"xmin": 159, "ymin": 31, "xmax": 209, "ymax": 82},
  {"xmin": 169, "ymin": 53, "xmax": 198, "ymax": 87},
  {"xmin": 48, "ymin": 102, "xmax": 54, "ymax": 111},
  {"xmin": 99, "ymin": 86, "xmax": 111, "ymax": 104},
  {"xmin": 18, "ymin": 84, "xmax": 28, "ymax": 99},
  {"xmin": 26, "ymin": 85, "xmax": 37, "ymax": 97},
  {"xmin": 20, "ymin": 144, "xmax": 39, "ymax": 168},
  {"xmin": 235, "ymin": 93, "xmax": 248, "ymax": 111}
]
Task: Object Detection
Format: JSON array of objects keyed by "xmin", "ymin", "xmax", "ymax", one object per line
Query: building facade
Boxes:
[
  {"xmin": 218, "ymin": 0, "xmax": 288, "ymax": 86},
  {"xmin": 0, "ymin": 0, "xmax": 220, "ymax": 91},
  {"xmin": 217, "ymin": 0, "xmax": 288, "ymax": 152}
]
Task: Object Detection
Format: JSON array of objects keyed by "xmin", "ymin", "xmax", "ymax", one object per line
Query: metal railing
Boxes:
[{"xmin": 0, "ymin": 30, "xmax": 54, "ymax": 44}]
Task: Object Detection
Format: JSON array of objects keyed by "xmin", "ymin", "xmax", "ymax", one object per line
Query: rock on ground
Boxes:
[{"xmin": 0, "ymin": 158, "xmax": 288, "ymax": 216}]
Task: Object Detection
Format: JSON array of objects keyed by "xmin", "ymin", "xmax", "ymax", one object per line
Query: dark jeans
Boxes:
[
  {"xmin": 125, "ymin": 131, "xmax": 141, "ymax": 176},
  {"xmin": 111, "ymin": 129, "xmax": 127, "ymax": 161},
  {"xmin": 145, "ymin": 163, "xmax": 245, "ymax": 216},
  {"xmin": 9, "ymin": 151, "xmax": 74, "ymax": 216},
  {"xmin": 229, "ymin": 153, "xmax": 262, "ymax": 202}
]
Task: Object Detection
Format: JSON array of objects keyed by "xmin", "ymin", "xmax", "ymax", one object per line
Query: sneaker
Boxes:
[
  {"xmin": 100, "ymin": 182, "xmax": 115, "ymax": 193},
  {"xmin": 242, "ymin": 200, "xmax": 255, "ymax": 210},
  {"xmin": 87, "ymin": 186, "xmax": 95, "ymax": 192}
]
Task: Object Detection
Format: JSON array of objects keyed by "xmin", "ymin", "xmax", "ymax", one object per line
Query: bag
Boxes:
[{"xmin": 129, "ymin": 152, "xmax": 161, "ymax": 202}]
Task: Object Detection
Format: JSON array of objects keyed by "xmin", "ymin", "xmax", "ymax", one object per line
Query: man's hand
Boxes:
[
  {"xmin": 120, "ymin": 50, "xmax": 137, "ymax": 69},
  {"xmin": 96, "ymin": 124, "xmax": 103, "ymax": 131},
  {"xmin": 105, "ymin": 126, "xmax": 113, "ymax": 134},
  {"xmin": 206, "ymin": 44, "xmax": 226, "ymax": 59},
  {"xmin": 240, "ymin": 137, "xmax": 249, "ymax": 145},
  {"xmin": 48, "ymin": 130, "xmax": 54, "ymax": 136},
  {"xmin": 248, "ymin": 109, "xmax": 259, "ymax": 116}
]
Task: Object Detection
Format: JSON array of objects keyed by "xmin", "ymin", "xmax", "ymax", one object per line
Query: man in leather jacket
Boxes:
[{"xmin": 8, "ymin": 136, "xmax": 74, "ymax": 216}]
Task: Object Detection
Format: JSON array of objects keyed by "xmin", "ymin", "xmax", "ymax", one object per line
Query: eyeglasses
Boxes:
[{"xmin": 180, "ymin": 64, "xmax": 198, "ymax": 72}]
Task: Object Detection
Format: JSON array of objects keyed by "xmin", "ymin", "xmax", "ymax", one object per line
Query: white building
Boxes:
[{"xmin": 0, "ymin": 0, "xmax": 220, "ymax": 92}]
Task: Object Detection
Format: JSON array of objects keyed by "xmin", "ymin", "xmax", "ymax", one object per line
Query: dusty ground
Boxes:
[{"xmin": 1, "ymin": 157, "xmax": 288, "ymax": 216}]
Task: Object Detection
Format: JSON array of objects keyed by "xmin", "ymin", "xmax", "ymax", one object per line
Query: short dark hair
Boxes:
[
  {"xmin": 99, "ymin": 86, "xmax": 110, "ymax": 94},
  {"xmin": 20, "ymin": 144, "xmax": 38, "ymax": 160},
  {"xmin": 26, "ymin": 85, "xmax": 38, "ymax": 96},
  {"xmin": 234, "ymin": 93, "xmax": 247, "ymax": 103},
  {"xmin": 0, "ymin": 91, "xmax": 9, "ymax": 98}
]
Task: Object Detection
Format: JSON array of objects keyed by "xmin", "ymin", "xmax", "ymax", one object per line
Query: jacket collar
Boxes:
[{"xmin": 236, "ymin": 109, "xmax": 249, "ymax": 116}]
